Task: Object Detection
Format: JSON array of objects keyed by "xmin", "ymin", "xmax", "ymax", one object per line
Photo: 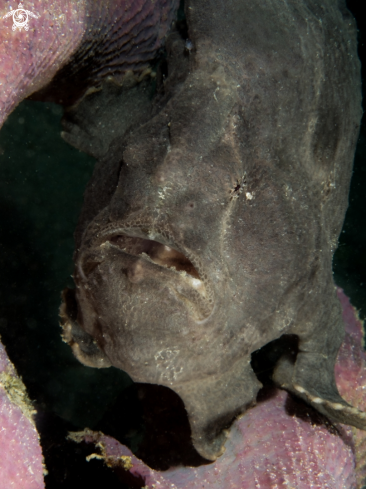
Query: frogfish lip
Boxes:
[{"xmin": 79, "ymin": 225, "xmax": 215, "ymax": 321}]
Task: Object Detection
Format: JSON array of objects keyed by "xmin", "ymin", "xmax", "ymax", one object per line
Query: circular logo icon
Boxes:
[{"xmin": 12, "ymin": 8, "xmax": 29, "ymax": 31}]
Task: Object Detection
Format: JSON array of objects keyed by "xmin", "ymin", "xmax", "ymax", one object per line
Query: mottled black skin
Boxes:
[{"xmin": 61, "ymin": 0, "xmax": 364, "ymax": 460}]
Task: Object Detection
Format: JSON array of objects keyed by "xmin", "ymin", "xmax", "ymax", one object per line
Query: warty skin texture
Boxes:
[
  {"xmin": 1, "ymin": 289, "xmax": 365, "ymax": 488},
  {"xmin": 71, "ymin": 291, "xmax": 366, "ymax": 489},
  {"xmin": 0, "ymin": 0, "xmax": 179, "ymax": 127},
  {"xmin": 60, "ymin": 0, "xmax": 365, "ymax": 461}
]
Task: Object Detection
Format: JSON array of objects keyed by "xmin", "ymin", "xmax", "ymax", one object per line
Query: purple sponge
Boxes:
[{"xmin": 0, "ymin": 340, "xmax": 45, "ymax": 488}]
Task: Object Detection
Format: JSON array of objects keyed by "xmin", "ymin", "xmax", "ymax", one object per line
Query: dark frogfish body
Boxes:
[{"xmin": 58, "ymin": 0, "xmax": 366, "ymax": 462}]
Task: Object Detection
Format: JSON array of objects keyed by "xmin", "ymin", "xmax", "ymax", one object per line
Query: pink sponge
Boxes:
[
  {"xmin": 0, "ymin": 340, "xmax": 45, "ymax": 489},
  {"xmin": 0, "ymin": 0, "xmax": 179, "ymax": 128}
]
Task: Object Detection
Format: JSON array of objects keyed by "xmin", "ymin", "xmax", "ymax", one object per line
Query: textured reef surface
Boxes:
[
  {"xmin": 0, "ymin": 0, "xmax": 179, "ymax": 126},
  {"xmin": 0, "ymin": 339, "xmax": 44, "ymax": 489}
]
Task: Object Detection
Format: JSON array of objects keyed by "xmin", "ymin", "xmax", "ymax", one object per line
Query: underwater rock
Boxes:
[
  {"xmin": 0, "ymin": 338, "xmax": 45, "ymax": 488},
  {"xmin": 71, "ymin": 290, "xmax": 366, "ymax": 489},
  {"xmin": 0, "ymin": 0, "xmax": 178, "ymax": 127},
  {"xmin": 60, "ymin": 0, "xmax": 364, "ymax": 461}
]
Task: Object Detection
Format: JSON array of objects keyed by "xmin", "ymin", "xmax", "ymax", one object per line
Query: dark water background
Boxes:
[{"xmin": 0, "ymin": 1, "xmax": 365, "ymax": 487}]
